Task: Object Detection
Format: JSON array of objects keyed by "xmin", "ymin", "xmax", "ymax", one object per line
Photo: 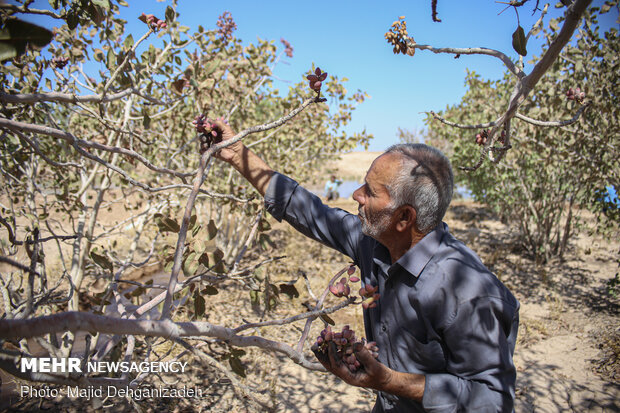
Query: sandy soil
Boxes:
[{"xmin": 3, "ymin": 151, "xmax": 619, "ymax": 412}]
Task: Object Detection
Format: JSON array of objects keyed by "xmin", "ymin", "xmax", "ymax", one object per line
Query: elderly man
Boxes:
[{"xmin": 213, "ymin": 121, "xmax": 519, "ymax": 412}]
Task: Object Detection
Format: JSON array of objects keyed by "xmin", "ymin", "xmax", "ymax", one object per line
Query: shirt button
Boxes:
[{"xmin": 381, "ymin": 324, "xmax": 387, "ymax": 332}]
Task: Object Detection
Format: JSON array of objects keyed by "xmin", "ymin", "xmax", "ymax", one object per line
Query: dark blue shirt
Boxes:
[{"xmin": 265, "ymin": 173, "xmax": 519, "ymax": 412}]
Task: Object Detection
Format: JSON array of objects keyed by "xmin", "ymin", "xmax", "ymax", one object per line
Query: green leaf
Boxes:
[
  {"xmin": 0, "ymin": 18, "xmax": 54, "ymax": 61},
  {"xmin": 231, "ymin": 348, "xmax": 246, "ymax": 357},
  {"xmin": 212, "ymin": 248, "xmax": 226, "ymax": 273},
  {"xmin": 258, "ymin": 219, "xmax": 271, "ymax": 232},
  {"xmin": 142, "ymin": 109, "xmax": 151, "ymax": 129},
  {"xmin": 66, "ymin": 9, "xmax": 79, "ymax": 30},
  {"xmin": 201, "ymin": 285, "xmax": 218, "ymax": 295},
  {"xmin": 206, "ymin": 219, "xmax": 218, "ymax": 240},
  {"xmin": 171, "ymin": 78, "xmax": 186, "ymax": 95},
  {"xmin": 131, "ymin": 286, "xmax": 146, "ymax": 297},
  {"xmin": 124, "ymin": 34, "xmax": 134, "ymax": 50},
  {"xmin": 106, "ymin": 48, "xmax": 115, "ymax": 70},
  {"xmin": 188, "ymin": 214, "xmax": 197, "ymax": 230},
  {"xmin": 198, "ymin": 252, "xmax": 209, "ymax": 267},
  {"xmin": 203, "ymin": 58, "xmax": 221, "ymax": 76},
  {"xmin": 194, "ymin": 292, "xmax": 205, "ymax": 317},
  {"xmin": 512, "ymin": 25, "xmax": 527, "ymax": 56},
  {"xmin": 154, "ymin": 214, "xmax": 180, "ymax": 233},
  {"xmin": 182, "ymin": 251, "xmax": 197, "ymax": 275},
  {"xmin": 279, "ymin": 283, "xmax": 299, "ymax": 299},
  {"xmin": 229, "ymin": 357, "xmax": 246, "ymax": 377},
  {"xmin": 91, "ymin": 0, "xmax": 110, "ymax": 9},
  {"xmin": 165, "ymin": 6, "xmax": 176, "ymax": 23},
  {"xmin": 320, "ymin": 314, "xmax": 335, "ymax": 326},
  {"xmin": 90, "ymin": 250, "xmax": 113, "ymax": 272},
  {"xmin": 250, "ymin": 290, "xmax": 260, "ymax": 306},
  {"xmin": 87, "ymin": 3, "xmax": 104, "ymax": 25},
  {"xmin": 93, "ymin": 48, "xmax": 104, "ymax": 62}
]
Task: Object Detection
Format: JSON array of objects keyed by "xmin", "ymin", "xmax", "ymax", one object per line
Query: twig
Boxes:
[
  {"xmin": 174, "ymin": 338, "xmax": 275, "ymax": 411},
  {"xmin": 160, "ymin": 150, "xmax": 211, "ymax": 319},
  {"xmin": 0, "ymin": 117, "xmax": 193, "ymax": 179},
  {"xmin": 233, "ymin": 298, "xmax": 354, "ymax": 334},
  {"xmin": 406, "ymin": 41, "xmax": 524, "ymax": 78},
  {"xmin": 0, "ymin": 3, "xmax": 63, "ymax": 19},
  {"xmin": 296, "ymin": 265, "xmax": 351, "ymax": 353},
  {"xmin": 103, "ymin": 30, "xmax": 153, "ymax": 93},
  {"xmin": 514, "ymin": 102, "xmax": 591, "ymax": 126},
  {"xmin": 0, "ymin": 255, "xmax": 40, "ymax": 276},
  {"xmin": 12, "ymin": 129, "xmax": 83, "ymax": 169}
]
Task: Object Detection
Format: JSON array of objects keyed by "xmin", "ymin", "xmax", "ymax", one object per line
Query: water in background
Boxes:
[
  {"xmin": 310, "ymin": 180, "xmax": 360, "ymax": 199},
  {"xmin": 312, "ymin": 181, "xmax": 474, "ymax": 200}
]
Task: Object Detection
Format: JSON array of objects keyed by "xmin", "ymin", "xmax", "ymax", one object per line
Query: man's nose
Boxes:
[{"xmin": 352, "ymin": 186, "xmax": 363, "ymax": 204}]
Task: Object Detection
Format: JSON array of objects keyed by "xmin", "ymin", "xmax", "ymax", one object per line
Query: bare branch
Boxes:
[
  {"xmin": 233, "ymin": 298, "xmax": 354, "ymax": 334},
  {"xmin": 174, "ymin": 338, "xmax": 275, "ymax": 410},
  {"xmin": 103, "ymin": 30, "xmax": 153, "ymax": 93},
  {"xmin": 428, "ymin": 111, "xmax": 497, "ymax": 129},
  {"xmin": 514, "ymin": 102, "xmax": 591, "ymax": 126},
  {"xmin": 1, "ymin": 89, "xmax": 134, "ymax": 105},
  {"xmin": 0, "ymin": 255, "xmax": 40, "ymax": 276},
  {"xmin": 161, "ymin": 149, "xmax": 210, "ymax": 319},
  {"xmin": 0, "ymin": 117, "xmax": 193, "ymax": 179},
  {"xmin": 407, "ymin": 41, "xmax": 524, "ymax": 78},
  {"xmin": 206, "ymin": 96, "xmax": 327, "ymax": 157},
  {"xmin": 0, "ymin": 3, "xmax": 63, "ymax": 19},
  {"xmin": 12, "ymin": 129, "xmax": 83, "ymax": 169},
  {"xmin": 0, "ymin": 311, "xmax": 325, "ymax": 370}
]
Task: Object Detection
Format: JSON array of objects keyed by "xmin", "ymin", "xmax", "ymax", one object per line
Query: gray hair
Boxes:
[{"xmin": 384, "ymin": 143, "xmax": 454, "ymax": 233}]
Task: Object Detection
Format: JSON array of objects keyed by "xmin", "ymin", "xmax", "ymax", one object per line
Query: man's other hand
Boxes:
[{"xmin": 311, "ymin": 341, "xmax": 393, "ymax": 391}]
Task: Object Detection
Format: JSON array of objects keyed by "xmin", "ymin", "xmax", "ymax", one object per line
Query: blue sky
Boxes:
[{"xmin": 15, "ymin": 1, "xmax": 616, "ymax": 151}]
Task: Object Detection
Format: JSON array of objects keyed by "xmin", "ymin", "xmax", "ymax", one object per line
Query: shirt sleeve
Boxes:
[
  {"xmin": 264, "ymin": 172, "xmax": 363, "ymax": 263},
  {"xmin": 422, "ymin": 296, "xmax": 519, "ymax": 413}
]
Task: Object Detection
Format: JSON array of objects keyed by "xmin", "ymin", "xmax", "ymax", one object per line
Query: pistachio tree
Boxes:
[
  {"xmin": 0, "ymin": 1, "xmax": 371, "ymax": 407},
  {"xmin": 421, "ymin": 2, "xmax": 619, "ymax": 261}
]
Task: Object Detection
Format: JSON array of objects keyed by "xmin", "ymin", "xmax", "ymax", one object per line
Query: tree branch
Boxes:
[
  {"xmin": 406, "ymin": 41, "xmax": 524, "ymax": 78},
  {"xmin": 514, "ymin": 101, "xmax": 591, "ymax": 126},
  {"xmin": 0, "ymin": 311, "xmax": 325, "ymax": 370}
]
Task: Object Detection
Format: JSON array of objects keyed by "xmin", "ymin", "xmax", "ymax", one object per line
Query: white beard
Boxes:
[{"xmin": 358, "ymin": 204, "xmax": 396, "ymax": 240}]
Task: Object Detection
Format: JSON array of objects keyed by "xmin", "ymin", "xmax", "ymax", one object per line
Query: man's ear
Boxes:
[{"xmin": 395, "ymin": 205, "xmax": 416, "ymax": 232}]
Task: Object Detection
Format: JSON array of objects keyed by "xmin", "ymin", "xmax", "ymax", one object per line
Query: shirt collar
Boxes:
[{"xmin": 391, "ymin": 222, "xmax": 447, "ymax": 278}]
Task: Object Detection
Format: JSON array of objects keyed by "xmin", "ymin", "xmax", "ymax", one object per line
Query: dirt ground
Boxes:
[{"xmin": 2, "ymin": 151, "xmax": 619, "ymax": 412}]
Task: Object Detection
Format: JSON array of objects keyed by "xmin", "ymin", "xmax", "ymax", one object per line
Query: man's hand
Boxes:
[
  {"xmin": 201, "ymin": 119, "xmax": 274, "ymax": 196},
  {"xmin": 312, "ymin": 341, "xmax": 393, "ymax": 390},
  {"xmin": 211, "ymin": 120, "xmax": 243, "ymax": 164}
]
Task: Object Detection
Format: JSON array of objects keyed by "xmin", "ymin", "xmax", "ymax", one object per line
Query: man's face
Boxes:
[{"xmin": 352, "ymin": 153, "xmax": 401, "ymax": 241}]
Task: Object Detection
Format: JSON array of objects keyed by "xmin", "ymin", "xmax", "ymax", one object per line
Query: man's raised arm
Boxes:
[{"xmin": 213, "ymin": 120, "xmax": 274, "ymax": 197}]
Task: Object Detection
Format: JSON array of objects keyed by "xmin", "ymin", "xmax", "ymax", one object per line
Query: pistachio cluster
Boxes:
[
  {"xmin": 193, "ymin": 115, "xmax": 226, "ymax": 153},
  {"xmin": 328, "ymin": 265, "xmax": 380, "ymax": 309},
  {"xmin": 51, "ymin": 56, "xmax": 69, "ymax": 69},
  {"xmin": 359, "ymin": 284, "xmax": 380, "ymax": 309},
  {"xmin": 314, "ymin": 325, "xmax": 380, "ymax": 372},
  {"xmin": 475, "ymin": 129, "xmax": 506, "ymax": 146},
  {"xmin": 307, "ymin": 67, "xmax": 328, "ymax": 93},
  {"xmin": 217, "ymin": 11, "xmax": 237, "ymax": 41},
  {"xmin": 385, "ymin": 16, "xmax": 415, "ymax": 56},
  {"xmin": 281, "ymin": 38, "xmax": 294, "ymax": 58},
  {"xmin": 139, "ymin": 13, "xmax": 167, "ymax": 31},
  {"xmin": 566, "ymin": 87, "xmax": 586, "ymax": 103}
]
